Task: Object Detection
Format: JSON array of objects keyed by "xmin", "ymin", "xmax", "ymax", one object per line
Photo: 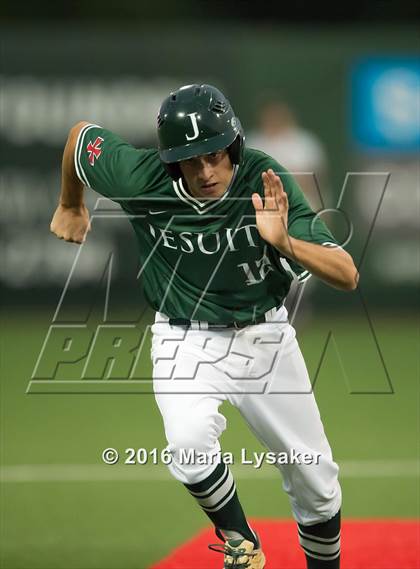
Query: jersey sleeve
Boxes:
[
  {"xmin": 251, "ymin": 153, "xmax": 338, "ymax": 283},
  {"xmin": 283, "ymin": 172, "xmax": 336, "ymax": 244},
  {"xmin": 74, "ymin": 123, "xmax": 162, "ymax": 204},
  {"xmin": 280, "ymin": 169, "xmax": 339, "ymax": 282}
]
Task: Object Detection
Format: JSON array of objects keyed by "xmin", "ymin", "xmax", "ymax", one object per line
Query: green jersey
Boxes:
[{"xmin": 74, "ymin": 123, "xmax": 337, "ymax": 324}]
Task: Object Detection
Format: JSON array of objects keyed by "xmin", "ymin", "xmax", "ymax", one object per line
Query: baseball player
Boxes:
[{"xmin": 51, "ymin": 84, "xmax": 358, "ymax": 569}]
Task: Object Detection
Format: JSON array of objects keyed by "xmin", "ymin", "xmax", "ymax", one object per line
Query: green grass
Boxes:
[{"xmin": 1, "ymin": 310, "xmax": 418, "ymax": 568}]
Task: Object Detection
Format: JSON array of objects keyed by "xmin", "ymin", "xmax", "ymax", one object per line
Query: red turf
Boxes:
[{"xmin": 150, "ymin": 519, "xmax": 420, "ymax": 569}]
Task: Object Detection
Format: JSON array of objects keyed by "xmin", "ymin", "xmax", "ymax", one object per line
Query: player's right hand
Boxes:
[{"xmin": 50, "ymin": 203, "xmax": 91, "ymax": 244}]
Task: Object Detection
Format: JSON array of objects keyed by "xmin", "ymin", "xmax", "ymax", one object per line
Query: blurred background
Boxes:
[{"xmin": 1, "ymin": 2, "xmax": 419, "ymax": 568}]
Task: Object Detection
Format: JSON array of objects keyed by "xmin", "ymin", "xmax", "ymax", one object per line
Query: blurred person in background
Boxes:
[
  {"xmin": 248, "ymin": 99, "xmax": 331, "ymax": 321},
  {"xmin": 248, "ymin": 99, "xmax": 328, "ymax": 211}
]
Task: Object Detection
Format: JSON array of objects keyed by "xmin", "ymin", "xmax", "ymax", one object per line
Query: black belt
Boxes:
[{"xmin": 169, "ymin": 311, "xmax": 272, "ymax": 330}]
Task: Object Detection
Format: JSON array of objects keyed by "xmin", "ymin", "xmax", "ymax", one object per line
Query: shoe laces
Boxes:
[{"xmin": 208, "ymin": 542, "xmax": 256, "ymax": 568}]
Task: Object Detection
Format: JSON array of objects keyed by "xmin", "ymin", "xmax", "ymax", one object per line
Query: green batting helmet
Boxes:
[{"xmin": 157, "ymin": 84, "xmax": 244, "ymax": 179}]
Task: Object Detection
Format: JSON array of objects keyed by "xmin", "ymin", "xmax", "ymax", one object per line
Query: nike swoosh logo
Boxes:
[{"xmin": 148, "ymin": 210, "xmax": 166, "ymax": 215}]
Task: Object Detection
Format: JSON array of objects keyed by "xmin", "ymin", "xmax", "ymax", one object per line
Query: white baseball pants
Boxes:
[{"xmin": 151, "ymin": 306, "xmax": 341, "ymax": 525}]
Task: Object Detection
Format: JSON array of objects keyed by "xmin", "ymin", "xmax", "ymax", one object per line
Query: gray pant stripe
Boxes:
[
  {"xmin": 298, "ymin": 529, "xmax": 341, "ymax": 543},
  {"xmin": 301, "ymin": 546, "xmax": 341, "ymax": 561},
  {"xmin": 202, "ymin": 481, "xmax": 237, "ymax": 513},
  {"xmin": 194, "ymin": 471, "xmax": 234, "ymax": 509},
  {"xmin": 187, "ymin": 464, "xmax": 228, "ymax": 498},
  {"xmin": 299, "ymin": 534, "xmax": 341, "ymax": 556}
]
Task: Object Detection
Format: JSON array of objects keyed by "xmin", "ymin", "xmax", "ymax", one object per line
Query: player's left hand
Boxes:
[{"xmin": 252, "ymin": 169, "xmax": 290, "ymax": 253}]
